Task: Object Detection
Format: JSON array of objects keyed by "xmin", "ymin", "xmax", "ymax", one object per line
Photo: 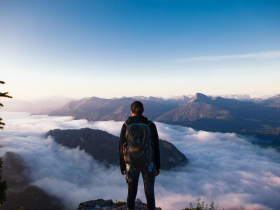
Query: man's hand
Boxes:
[
  {"xmin": 121, "ymin": 171, "xmax": 126, "ymax": 175},
  {"xmin": 155, "ymin": 169, "xmax": 160, "ymax": 176}
]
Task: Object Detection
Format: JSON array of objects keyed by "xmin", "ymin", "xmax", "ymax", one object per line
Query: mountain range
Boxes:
[
  {"xmin": 157, "ymin": 93, "xmax": 280, "ymax": 130},
  {"xmin": 46, "ymin": 93, "xmax": 280, "ymax": 150},
  {"xmin": 47, "ymin": 93, "xmax": 280, "ymax": 129},
  {"xmin": 48, "ymin": 96, "xmax": 190, "ymax": 121}
]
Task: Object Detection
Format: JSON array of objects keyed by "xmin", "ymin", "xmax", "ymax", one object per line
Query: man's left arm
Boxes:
[
  {"xmin": 150, "ymin": 122, "xmax": 161, "ymax": 176},
  {"xmin": 119, "ymin": 123, "xmax": 127, "ymax": 174}
]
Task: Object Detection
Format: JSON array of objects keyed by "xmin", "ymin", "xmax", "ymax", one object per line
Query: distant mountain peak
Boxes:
[
  {"xmin": 194, "ymin": 92, "xmax": 206, "ymax": 98},
  {"xmin": 268, "ymin": 94, "xmax": 280, "ymax": 100},
  {"xmin": 188, "ymin": 93, "xmax": 212, "ymax": 104}
]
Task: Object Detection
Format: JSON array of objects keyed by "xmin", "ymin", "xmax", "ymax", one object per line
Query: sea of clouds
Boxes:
[{"xmin": 0, "ymin": 111, "xmax": 280, "ymax": 210}]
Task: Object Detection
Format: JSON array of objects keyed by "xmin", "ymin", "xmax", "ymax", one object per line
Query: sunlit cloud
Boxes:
[{"xmin": 175, "ymin": 51, "xmax": 280, "ymax": 62}]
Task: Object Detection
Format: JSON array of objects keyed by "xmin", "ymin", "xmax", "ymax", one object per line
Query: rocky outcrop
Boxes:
[
  {"xmin": 46, "ymin": 128, "xmax": 188, "ymax": 170},
  {"xmin": 77, "ymin": 198, "xmax": 162, "ymax": 210}
]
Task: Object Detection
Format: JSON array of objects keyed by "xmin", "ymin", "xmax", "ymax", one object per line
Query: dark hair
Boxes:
[{"xmin": 131, "ymin": 101, "xmax": 144, "ymax": 116}]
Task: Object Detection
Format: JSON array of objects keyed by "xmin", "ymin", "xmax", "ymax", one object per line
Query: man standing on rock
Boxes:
[{"xmin": 119, "ymin": 101, "xmax": 161, "ymax": 210}]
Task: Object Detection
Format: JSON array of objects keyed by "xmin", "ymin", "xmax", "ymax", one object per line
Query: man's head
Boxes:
[{"xmin": 130, "ymin": 101, "xmax": 144, "ymax": 116}]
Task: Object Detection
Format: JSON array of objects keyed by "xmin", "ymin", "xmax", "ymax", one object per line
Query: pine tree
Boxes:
[
  {"xmin": 189, "ymin": 202, "xmax": 193, "ymax": 210},
  {"xmin": 0, "ymin": 80, "xmax": 12, "ymax": 209},
  {"xmin": 0, "ymin": 81, "xmax": 13, "ymax": 129},
  {"xmin": 185, "ymin": 198, "xmax": 219, "ymax": 210},
  {"xmin": 0, "ymin": 158, "xmax": 7, "ymax": 209}
]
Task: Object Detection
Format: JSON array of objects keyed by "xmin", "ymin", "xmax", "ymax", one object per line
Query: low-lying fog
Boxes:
[{"xmin": 0, "ymin": 111, "xmax": 279, "ymax": 210}]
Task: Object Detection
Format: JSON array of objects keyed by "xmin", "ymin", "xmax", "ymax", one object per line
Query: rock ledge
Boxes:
[{"xmin": 77, "ymin": 198, "xmax": 162, "ymax": 210}]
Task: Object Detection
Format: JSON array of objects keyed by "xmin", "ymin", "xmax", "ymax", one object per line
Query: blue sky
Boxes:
[{"xmin": 0, "ymin": 0, "xmax": 280, "ymax": 100}]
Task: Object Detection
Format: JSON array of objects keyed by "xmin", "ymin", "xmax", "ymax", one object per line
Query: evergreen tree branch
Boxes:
[{"xmin": 0, "ymin": 92, "xmax": 12, "ymax": 99}]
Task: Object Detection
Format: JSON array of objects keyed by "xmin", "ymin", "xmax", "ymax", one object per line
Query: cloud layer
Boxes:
[{"xmin": 0, "ymin": 111, "xmax": 280, "ymax": 210}]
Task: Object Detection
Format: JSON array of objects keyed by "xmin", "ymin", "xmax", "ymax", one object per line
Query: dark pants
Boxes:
[{"xmin": 126, "ymin": 164, "xmax": 156, "ymax": 210}]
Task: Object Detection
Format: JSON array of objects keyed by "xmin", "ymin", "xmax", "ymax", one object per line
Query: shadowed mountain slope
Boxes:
[
  {"xmin": 239, "ymin": 127, "xmax": 280, "ymax": 151},
  {"xmin": 46, "ymin": 128, "xmax": 188, "ymax": 170},
  {"xmin": 2, "ymin": 152, "xmax": 65, "ymax": 210}
]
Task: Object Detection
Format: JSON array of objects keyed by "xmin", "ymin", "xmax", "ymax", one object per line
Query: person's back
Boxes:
[{"xmin": 119, "ymin": 101, "xmax": 161, "ymax": 210}]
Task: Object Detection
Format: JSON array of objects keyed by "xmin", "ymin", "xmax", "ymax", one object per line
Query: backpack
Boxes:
[{"xmin": 123, "ymin": 121, "xmax": 153, "ymax": 171}]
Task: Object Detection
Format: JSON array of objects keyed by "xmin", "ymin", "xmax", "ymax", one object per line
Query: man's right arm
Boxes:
[{"xmin": 119, "ymin": 123, "xmax": 127, "ymax": 172}]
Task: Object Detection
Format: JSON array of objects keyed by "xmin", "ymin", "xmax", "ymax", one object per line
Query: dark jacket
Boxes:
[{"xmin": 119, "ymin": 115, "xmax": 161, "ymax": 171}]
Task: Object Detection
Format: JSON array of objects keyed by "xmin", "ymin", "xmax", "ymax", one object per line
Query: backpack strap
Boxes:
[
  {"xmin": 147, "ymin": 120, "xmax": 154, "ymax": 150},
  {"xmin": 125, "ymin": 120, "xmax": 151, "ymax": 127},
  {"xmin": 124, "ymin": 122, "xmax": 129, "ymax": 143}
]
